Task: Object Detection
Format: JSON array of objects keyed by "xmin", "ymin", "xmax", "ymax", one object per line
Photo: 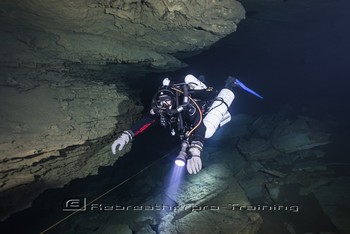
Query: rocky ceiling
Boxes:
[{"xmin": 0, "ymin": 0, "xmax": 245, "ymax": 70}]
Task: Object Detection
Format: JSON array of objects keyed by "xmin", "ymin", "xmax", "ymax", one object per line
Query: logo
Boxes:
[{"xmin": 62, "ymin": 198, "xmax": 87, "ymax": 211}]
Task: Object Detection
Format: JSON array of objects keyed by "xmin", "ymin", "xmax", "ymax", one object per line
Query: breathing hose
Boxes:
[{"xmin": 171, "ymin": 87, "xmax": 203, "ymax": 138}]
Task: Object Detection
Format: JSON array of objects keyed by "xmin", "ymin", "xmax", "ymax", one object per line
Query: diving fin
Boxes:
[{"xmin": 226, "ymin": 76, "xmax": 263, "ymax": 99}]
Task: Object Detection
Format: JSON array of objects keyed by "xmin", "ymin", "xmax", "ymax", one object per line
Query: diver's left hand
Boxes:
[{"xmin": 187, "ymin": 147, "xmax": 202, "ymax": 174}]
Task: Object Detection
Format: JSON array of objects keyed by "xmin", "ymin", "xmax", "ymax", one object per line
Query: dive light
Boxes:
[{"xmin": 175, "ymin": 141, "xmax": 188, "ymax": 167}]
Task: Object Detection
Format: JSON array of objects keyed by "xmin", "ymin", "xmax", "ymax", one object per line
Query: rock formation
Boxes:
[
  {"xmin": 0, "ymin": 0, "xmax": 245, "ymax": 70},
  {"xmin": 0, "ymin": 67, "xmax": 143, "ymax": 221}
]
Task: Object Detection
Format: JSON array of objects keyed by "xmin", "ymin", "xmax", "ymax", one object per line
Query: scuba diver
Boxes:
[{"xmin": 111, "ymin": 74, "xmax": 263, "ymax": 174}]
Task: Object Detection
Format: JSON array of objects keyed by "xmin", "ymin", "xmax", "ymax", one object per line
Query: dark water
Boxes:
[{"xmin": 1, "ymin": 0, "xmax": 350, "ymax": 233}]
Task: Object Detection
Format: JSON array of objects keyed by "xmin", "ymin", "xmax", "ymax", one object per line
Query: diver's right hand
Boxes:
[{"xmin": 111, "ymin": 131, "xmax": 132, "ymax": 154}]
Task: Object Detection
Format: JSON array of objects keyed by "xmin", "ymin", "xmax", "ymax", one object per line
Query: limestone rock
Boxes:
[
  {"xmin": 0, "ymin": 70, "xmax": 143, "ymax": 221},
  {"xmin": 238, "ymin": 137, "xmax": 281, "ymax": 160},
  {"xmin": 271, "ymin": 117, "xmax": 331, "ymax": 153},
  {"xmin": 69, "ymin": 163, "xmax": 262, "ymax": 234},
  {"xmin": 96, "ymin": 224, "xmax": 132, "ymax": 234},
  {"xmin": 238, "ymin": 115, "xmax": 331, "ymax": 160},
  {"xmin": 165, "ymin": 163, "xmax": 232, "ymax": 210},
  {"xmin": 159, "ymin": 168, "xmax": 263, "ymax": 234},
  {"xmin": 236, "ymin": 162, "xmax": 268, "ymax": 200},
  {"xmin": 313, "ymin": 177, "xmax": 350, "ymax": 234},
  {"xmin": 0, "ymin": 0, "xmax": 245, "ymax": 71},
  {"xmin": 292, "ymin": 160, "xmax": 328, "ymax": 172}
]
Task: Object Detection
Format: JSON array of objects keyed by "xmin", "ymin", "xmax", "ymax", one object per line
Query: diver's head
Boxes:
[
  {"xmin": 156, "ymin": 94, "xmax": 173, "ymax": 110},
  {"xmin": 152, "ymin": 89, "xmax": 175, "ymax": 113}
]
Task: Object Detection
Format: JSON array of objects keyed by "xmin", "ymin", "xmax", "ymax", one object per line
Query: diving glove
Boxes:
[
  {"xmin": 111, "ymin": 131, "xmax": 133, "ymax": 154},
  {"xmin": 186, "ymin": 141, "xmax": 203, "ymax": 174}
]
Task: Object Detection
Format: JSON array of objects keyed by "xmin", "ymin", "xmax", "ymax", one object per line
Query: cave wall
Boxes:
[
  {"xmin": 0, "ymin": 67, "xmax": 143, "ymax": 221},
  {"xmin": 0, "ymin": 0, "xmax": 245, "ymax": 69}
]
